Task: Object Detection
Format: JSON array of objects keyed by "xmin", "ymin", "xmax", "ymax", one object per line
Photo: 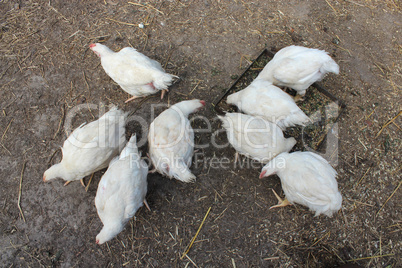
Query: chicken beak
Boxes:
[{"xmin": 259, "ymin": 170, "xmax": 267, "ymax": 179}]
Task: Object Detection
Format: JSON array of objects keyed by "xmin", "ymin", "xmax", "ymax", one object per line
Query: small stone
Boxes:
[
  {"xmin": 77, "ymin": 96, "xmax": 86, "ymax": 104},
  {"xmin": 332, "ymin": 37, "xmax": 340, "ymax": 45},
  {"xmin": 138, "ymin": 23, "xmax": 144, "ymax": 29}
]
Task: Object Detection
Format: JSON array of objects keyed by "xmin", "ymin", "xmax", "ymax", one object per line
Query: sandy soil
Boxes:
[{"xmin": 0, "ymin": 0, "xmax": 400, "ymax": 267}]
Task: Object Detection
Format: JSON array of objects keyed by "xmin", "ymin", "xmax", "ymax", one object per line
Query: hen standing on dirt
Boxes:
[
  {"xmin": 259, "ymin": 151, "xmax": 342, "ymax": 217},
  {"xmin": 89, "ymin": 43, "xmax": 178, "ymax": 103},
  {"xmin": 148, "ymin": 99, "xmax": 205, "ymax": 183},
  {"xmin": 218, "ymin": 113, "xmax": 296, "ymax": 163},
  {"xmin": 226, "ymin": 80, "xmax": 310, "ymax": 129},
  {"xmin": 43, "ymin": 107, "xmax": 127, "ymax": 186},
  {"xmin": 256, "ymin": 45, "xmax": 339, "ymax": 100},
  {"xmin": 95, "ymin": 135, "xmax": 149, "ymax": 245}
]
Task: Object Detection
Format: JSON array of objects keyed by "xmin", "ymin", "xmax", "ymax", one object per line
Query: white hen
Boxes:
[
  {"xmin": 95, "ymin": 135, "xmax": 148, "ymax": 244},
  {"xmin": 218, "ymin": 113, "xmax": 296, "ymax": 163},
  {"xmin": 43, "ymin": 107, "xmax": 127, "ymax": 186},
  {"xmin": 256, "ymin": 45, "xmax": 339, "ymax": 96},
  {"xmin": 148, "ymin": 99, "xmax": 205, "ymax": 183},
  {"xmin": 89, "ymin": 43, "xmax": 178, "ymax": 103},
  {"xmin": 259, "ymin": 151, "xmax": 342, "ymax": 217},
  {"xmin": 226, "ymin": 79, "xmax": 310, "ymax": 129}
]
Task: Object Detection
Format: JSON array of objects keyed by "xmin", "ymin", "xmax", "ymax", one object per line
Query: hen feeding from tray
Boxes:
[{"xmin": 214, "ymin": 48, "xmax": 344, "ymax": 152}]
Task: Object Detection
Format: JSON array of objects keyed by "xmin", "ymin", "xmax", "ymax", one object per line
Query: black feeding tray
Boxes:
[{"xmin": 213, "ymin": 49, "xmax": 346, "ymax": 152}]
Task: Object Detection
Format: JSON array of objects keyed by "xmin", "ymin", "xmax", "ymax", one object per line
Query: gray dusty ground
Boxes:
[{"xmin": 0, "ymin": 0, "xmax": 401, "ymax": 267}]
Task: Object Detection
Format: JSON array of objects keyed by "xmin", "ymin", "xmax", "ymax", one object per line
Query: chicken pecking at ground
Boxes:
[
  {"xmin": 95, "ymin": 135, "xmax": 149, "ymax": 245},
  {"xmin": 226, "ymin": 79, "xmax": 310, "ymax": 130},
  {"xmin": 218, "ymin": 113, "xmax": 296, "ymax": 163},
  {"xmin": 43, "ymin": 107, "xmax": 127, "ymax": 187},
  {"xmin": 89, "ymin": 43, "xmax": 178, "ymax": 103},
  {"xmin": 256, "ymin": 45, "xmax": 339, "ymax": 100},
  {"xmin": 259, "ymin": 151, "xmax": 342, "ymax": 217},
  {"xmin": 148, "ymin": 99, "xmax": 205, "ymax": 183}
]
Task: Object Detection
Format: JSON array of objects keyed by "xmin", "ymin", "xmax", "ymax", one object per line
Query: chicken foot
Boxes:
[
  {"xmin": 143, "ymin": 199, "xmax": 151, "ymax": 212},
  {"xmin": 283, "ymin": 86, "xmax": 304, "ymax": 102},
  {"xmin": 293, "ymin": 95, "xmax": 304, "ymax": 102},
  {"xmin": 269, "ymin": 189, "xmax": 291, "ymax": 209},
  {"xmin": 64, "ymin": 179, "xmax": 85, "ymax": 187},
  {"xmin": 124, "ymin": 95, "xmax": 139, "ymax": 103}
]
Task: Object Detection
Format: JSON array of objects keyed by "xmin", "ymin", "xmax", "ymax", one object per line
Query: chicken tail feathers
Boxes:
[
  {"xmin": 217, "ymin": 115, "xmax": 229, "ymax": 128},
  {"xmin": 153, "ymin": 73, "xmax": 179, "ymax": 90},
  {"xmin": 278, "ymin": 110, "xmax": 311, "ymax": 129},
  {"xmin": 226, "ymin": 91, "xmax": 240, "ymax": 105},
  {"xmin": 285, "ymin": 137, "xmax": 297, "ymax": 152},
  {"xmin": 170, "ymin": 159, "xmax": 196, "ymax": 183},
  {"xmin": 96, "ymin": 223, "xmax": 124, "ymax": 245},
  {"xmin": 313, "ymin": 191, "xmax": 342, "ymax": 217},
  {"xmin": 321, "ymin": 58, "xmax": 339, "ymax": 75}
]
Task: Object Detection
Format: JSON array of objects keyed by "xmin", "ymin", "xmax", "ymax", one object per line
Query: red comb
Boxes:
[
  {"xmin": 89, "ymin": 43, "xmax": 96, "ymax": 48},
  {"xmin": 200, "ymin": 100, "xmax": 206, "ymax": 106}
]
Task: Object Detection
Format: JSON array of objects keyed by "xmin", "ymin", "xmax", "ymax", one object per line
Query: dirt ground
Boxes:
[{"xmin": 0, "ymin": 0, "xmax": 401, "ymax": 267}]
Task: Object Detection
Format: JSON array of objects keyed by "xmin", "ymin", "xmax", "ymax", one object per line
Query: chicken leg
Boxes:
[
  {"xmin": 269, "ymin": 189, "xmax": 291, "ymax": 209},
  {"xmin": 293, "ymin": 95, "xmax": 304, "ymax": 102},
  {"xmin": 283, "ymin": 86, "xmax": 304, "ymax": 102},
  {"xmin": 64, "ymin": 179, "xmax": 85, "ymax": 187},
  {"xmin": 125, "ymin": 95, "xmax": 139, "ymax": 103},
  {"xmin": 143, "ymin": 199, "xmax": 151, "ymax": 211},
  {"xmin": 161, "ymin": 89, "xmax": 168, "ymax": 99},
  {"xmin": 147, "ymin": 153, "xmax": 157, "ymax": 173},
  {"xmin": 234, "ymin": 152, "xmax": 239, "ymax": 163}
]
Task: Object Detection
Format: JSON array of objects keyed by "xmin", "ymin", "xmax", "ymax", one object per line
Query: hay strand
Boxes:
[
  {"xmin": 85, "ymin": 173, "xmax": 95, "ymax": 192},
  {"xmin": 376, "ymin": 110, "xmax": 401, "ymax": 138},
  {"xmin": 376, "ymin": 180, "xmax": 402, "ymax": 216},
  {"xmin": 325, "ymin": 0, "xmax": 338, "ymax": 14},
  {"xmin": 310, "ymin": 231, "xmax": 330, "ymax": 247},
  {"xmin": 348, "ymin": 253, "xmax": 394, "ymax": 262},
  {"xmin": 185, "ymin": 255, "xmax": 199, "ymax": 268},
  {"xmin": 106, "ymin": 18, "xmax": 137, "ymax": 27},
  {"xmin": 128, "ymin": 2, "xmax": 165, "ymax": 15},
  {"xmin": 0, "ymin": 143, "xmax": 12, "ymax": 155},
  {"xmin": 53, "ymin": 105, "xmax": 66, "ymax": 139},
  {"xmin": 1, "ymin": 118, "xmax": 13, "ymax": 142},
  {"xmin": 181, "ymin": 206, "xmax": 211, "ymax": 259},
  {"xmin": 354, "ymin": 167, "xmax": 371, "ymax": 188},
  {"xmin": 18, "ymin": 162, "xmax": 27, "ymax": 223},
  {"xmin": 190, "ymin": 81, "xmax": 201, "ymax": 95},
  {"xmin": 263, "ymin": 256, "xmax": 280, "ymax": 261}
]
